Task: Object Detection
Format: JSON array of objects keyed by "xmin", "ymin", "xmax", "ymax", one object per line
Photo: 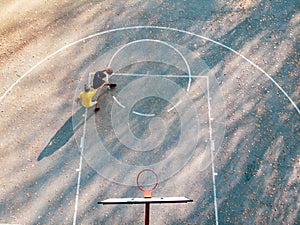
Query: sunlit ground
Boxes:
[{"xmin": 0, "ymin": 0, "xmax": 299, "ymax": 224}]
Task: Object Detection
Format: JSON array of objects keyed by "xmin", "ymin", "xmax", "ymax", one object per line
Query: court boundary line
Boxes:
[
  {"xmin": 72, "ymin": 74, "xmax": 93, "ymax": 225},
  {"xmin": 205, "ymin": 76, "xmax": 219, "ymax": 225}
]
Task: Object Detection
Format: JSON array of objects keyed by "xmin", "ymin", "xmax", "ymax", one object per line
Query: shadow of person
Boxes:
[
  {"xmin": 37, "ymin": 86, "xmax": 114, "ymax": 161},
  {"xmin": 37, "ymin": 107, "xmax": 88, "ymax": 161}
]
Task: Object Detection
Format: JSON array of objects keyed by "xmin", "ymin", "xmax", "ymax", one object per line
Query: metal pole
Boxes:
[{"xmin": 145, "ymin": 203, "xmax": 150, "ymax": 225}]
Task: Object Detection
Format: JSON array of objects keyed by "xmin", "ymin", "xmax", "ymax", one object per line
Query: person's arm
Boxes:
[
  {"xmin": 76, "ymin": 96, "xmax": 81, "ymax": 104},
  {"xmin": 97, "ymin": 81, "xmax": 110, "ymax": 89},
  {"xmin": 98, "ymin": 68, "xmax": 110, "ymax": 73}
]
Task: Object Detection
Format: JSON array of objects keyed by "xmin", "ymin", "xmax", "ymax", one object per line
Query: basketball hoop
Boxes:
[
  {"xmin": 137, "ymin": 169, "xmax": 158, "ymax": 198},
  {"xmin": 100, "ymin": 169, "xmax": 192, "ymax": 225}
]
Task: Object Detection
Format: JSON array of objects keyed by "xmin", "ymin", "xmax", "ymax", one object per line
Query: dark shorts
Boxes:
[{"xmin": 93, "ymin": 71, "xmax": 106, "ymax": 89}]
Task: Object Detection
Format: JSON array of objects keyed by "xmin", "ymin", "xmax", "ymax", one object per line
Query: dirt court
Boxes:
[{"xmin": 0, "ymin": 0, "xmax": 299, "ymax": 224}]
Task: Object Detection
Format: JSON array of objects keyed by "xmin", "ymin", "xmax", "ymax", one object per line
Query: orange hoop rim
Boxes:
[{"xmin": 136, "ymin": 169, "xmax": 158, "ymax": 192}]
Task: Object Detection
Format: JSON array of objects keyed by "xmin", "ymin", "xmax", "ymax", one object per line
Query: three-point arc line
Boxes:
[{"xmin": 0, "ymin": 26, "xmax": 298, "ymax": 114}]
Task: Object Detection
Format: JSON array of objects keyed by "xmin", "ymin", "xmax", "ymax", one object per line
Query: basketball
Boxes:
[{"xmin": 106, "ymin": 67, "xmax": 113, "ymax": 74}]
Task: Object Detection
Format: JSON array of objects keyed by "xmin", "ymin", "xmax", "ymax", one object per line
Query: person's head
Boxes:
[
  {"xmin": 106, "ymin": 68, "xmax": 113, "ymax": 75},
  {"xmin": 84, "ymin": 84, "xmax": 90, "ymax": 92}
]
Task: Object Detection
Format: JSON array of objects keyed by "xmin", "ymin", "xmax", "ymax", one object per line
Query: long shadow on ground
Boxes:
[
  {"xmin": 38, "ymin": 86, "xmax": 112, "ymax": 161},
  {"xmin": 37, "ymin": 107, "xmax": 85, "ymax": 161}
]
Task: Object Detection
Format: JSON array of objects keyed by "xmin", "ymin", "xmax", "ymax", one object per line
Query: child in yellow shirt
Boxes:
[{"xmin": 76, "ymin": 82, "xmax": 109, "ymax": 112}]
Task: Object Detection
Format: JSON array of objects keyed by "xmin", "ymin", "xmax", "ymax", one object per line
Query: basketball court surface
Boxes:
[{"xmin": 0, "ymin": 1, "xmax": 299, "ymax": 225}]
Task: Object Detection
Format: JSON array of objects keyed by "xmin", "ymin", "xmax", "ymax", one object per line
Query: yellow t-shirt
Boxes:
[{"xmin": 78, "ymin": 89, "xmax": 97, "ymax": 108}]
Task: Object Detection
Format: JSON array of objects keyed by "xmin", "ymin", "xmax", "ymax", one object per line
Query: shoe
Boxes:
[{"xmin": 94, "ymin": 108, "xmax": 100, "ymax": 112}]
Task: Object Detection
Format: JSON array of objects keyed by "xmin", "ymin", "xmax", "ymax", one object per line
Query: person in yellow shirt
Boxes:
[{"xmin": 76, "ymin": 82, "xmax": 109, "ymax": 112}]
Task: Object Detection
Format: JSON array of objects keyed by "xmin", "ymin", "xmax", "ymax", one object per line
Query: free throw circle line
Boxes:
[
  {"xmin": 132, "ymin": 111, "xmax": 155, "ymax": 117},
  {"xmin": 112, "ymin": 95, "xmax": 125, "ymax": 108},
  {"xmin": 107, "ymin": 39, "xmax": 192, "ymax": 92}
]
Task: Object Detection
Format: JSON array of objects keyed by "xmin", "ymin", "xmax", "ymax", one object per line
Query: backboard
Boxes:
[{"xmin": 98, "ymin": 196, "xmax": 193, "ymax": 205}]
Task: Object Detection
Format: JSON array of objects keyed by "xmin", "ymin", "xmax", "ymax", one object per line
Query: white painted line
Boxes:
[
  {"xmin": 112, "ymin": 73, "xmax": 201, "ymax": 78},
  {"xmin": 0, "ymin": 26, "xmax": 297, "ymax": 225},
  {"xmin": 103, "ymin": 71, "xmax": 109, "ymax": 82},
  {"xmin": 1, "ymin": 26, "xmax": 297, "ymax": 115},
  {"xmin": 113, "ymin": 96, "xmax": 125, "ymax": 108},
  {"xmin": 72, "ymin": 74, "xmax": 92, "ymax": 225},
  {"xmin": 73, "ymin": 119, "xmax": 85, "ymax": 225},
  {"xmin": 0, "ymin": 224, "xmax": 22, "ymax": 225},
  {"xmin": 80, "ymin": 137, "xmax": 84, "ymax": 148},
  {"xmin": 132, "ymin": 111, "xmax": 155, "ymax": 117},
  {"xmin": 211, "ymin": 140, "xmax": 215, "ymax": 151},
  {"xmin": 206, "ymin": 77, "xmax": 219, "ymax": 225},
  {"xmin": 111, "ymin": 75, "xmax": 206, "ymax": 117},
  {"xmin": 107, "ymin": 39, "xmax": 192, "ymax": 92},
  {"xmin": 167, "ymin": 100, "xmax": 182, "ymax": 112}
]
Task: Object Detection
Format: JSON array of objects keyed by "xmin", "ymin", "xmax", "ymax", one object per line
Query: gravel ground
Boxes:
[{"xmin": 0, "ymin": 0, "xmax": 299, "ymax": 224}]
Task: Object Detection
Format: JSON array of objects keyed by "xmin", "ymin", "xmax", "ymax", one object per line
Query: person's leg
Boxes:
[
  {"xmin": 91, "ymin": 101, "xmax": 100, "ymax": 112},
  {"xmin": 95, "ymin": 102, "xmax": 99, "ymax": 109},
  {"xmin": 109, "ymin": 83, "xmax": 117, "ymax": 88}
]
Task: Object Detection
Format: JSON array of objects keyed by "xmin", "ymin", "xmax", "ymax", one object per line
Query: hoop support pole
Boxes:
[{"xmin": 145, "ymin": 203, "xmax": 150, "ymax": 225}]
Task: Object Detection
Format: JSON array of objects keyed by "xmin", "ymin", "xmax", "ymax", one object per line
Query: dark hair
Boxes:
[{"xmin": 84, "ymin": 84, "xmax": 90, "ymax": 92}]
